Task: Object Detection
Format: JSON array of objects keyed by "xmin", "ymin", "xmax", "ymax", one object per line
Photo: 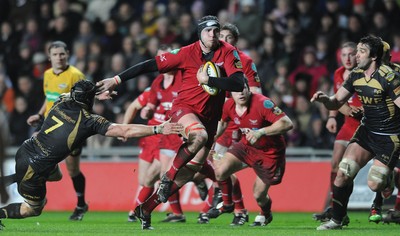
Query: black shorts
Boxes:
[
  {"xmin": 15, "ymin": 146, "xmax": 48, "ymax": 202},
  {"xmin": 350, "ymin": 125, "xmax": 400, "ymax": 169}
]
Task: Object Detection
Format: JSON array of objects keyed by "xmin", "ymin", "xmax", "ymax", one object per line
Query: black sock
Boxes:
[
  {"xmin": 71, "ymin": 172, "xmax": 86, "ymax": 207},
  {"xmin": 373, "ymin": 192, "xmax": 383, "ymax": 208},
  {"xmin": 260, "ymin": 196, "xmax": 272, "ymax": 216},
  {"xmin": 332, "ymin": 182, "xmax": 353, "ymax": 222},
  {"xmin": 0, "ymin": 203, "xmax": 23, "ymax": 219}
]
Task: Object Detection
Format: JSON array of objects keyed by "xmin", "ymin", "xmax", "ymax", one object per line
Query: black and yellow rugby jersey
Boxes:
[
  {"xmin": 25, "ymin": 97, "xmax": 111, "ymax": 172},
  {"xmin": 343, "ymin": 64, "xmax": 400, "ymax": 134}
]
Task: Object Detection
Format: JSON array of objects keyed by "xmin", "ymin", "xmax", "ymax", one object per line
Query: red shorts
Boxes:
[
  {"xmin": 227, "ymin": 142, "xmax": 286, "ymax": 185},
  {"xmin": 138, "ymin": 135, "xmax": 161, "ymax": 162},
  {"xmin": 159, "ymin": 134, "xmax": 183, "ymax": 151},
  {"xmin": 336, "ymin": 120, "xmax": 359, "ymax": 141},
  {"xmin": 170, "ymin": 106, "xmax": 218, "ymax": 149}
]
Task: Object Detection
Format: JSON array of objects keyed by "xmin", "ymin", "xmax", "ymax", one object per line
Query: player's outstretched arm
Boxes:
[{"xmin": 105, "ymin": 122, "xmax": 183, "ymax": 139}]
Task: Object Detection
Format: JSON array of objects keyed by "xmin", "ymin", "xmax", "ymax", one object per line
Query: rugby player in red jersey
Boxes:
[
  {"xmin": 213, "ymin": 80, "xmax": 293, "ymax": 226},
  {"xmin": 97, "ymin": 15, "xmax": 245, "ymax": 229}
]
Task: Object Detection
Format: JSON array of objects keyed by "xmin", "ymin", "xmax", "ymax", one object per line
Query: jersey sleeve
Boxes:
[
  {"xmin": 260, "ymin": 98, "xmax": 286, "ymax": 124},
  {"xmin": 148, "ymin": 75, "xmax": 163, "ymax": 106},
  {"xmin": 342, "ymin": 72, "xmax": 356, "ymax": 94},
  {"xmin": 241, "ymin": 53, "xmax": 260, "ymax": 87},
  {"xmin": 88, "ymin": 114, "xmax": 112, "ymax": 135},
  {"xmin": 155, "ymin": 49, "xmax": 185, "ymax": 73},
  {"xmin": 223, "ymin": 49, "xmax": 244, "ymax": 76},
  {"xmin": 388, "ymin": 71, "xmax": 400, "ymax": 100}
]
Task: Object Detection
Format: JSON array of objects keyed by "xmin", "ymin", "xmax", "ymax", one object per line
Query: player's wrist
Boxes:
[
  {"xmin": 113, "ymin": 75, "xmax": 121, "ymax": 85},
  {"xmin": 37, "ymin": 113, "xmax": 44, "ymax": 119},
  {"xmin": 153, "ymin": 125, "xmax": 163, "ymax": 134},
  {"xmin": 328, "ymin": 116, "xmax": 336, "ymax": 119}
]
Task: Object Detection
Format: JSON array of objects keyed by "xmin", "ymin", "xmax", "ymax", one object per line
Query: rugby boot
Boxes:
[
  {"xmin": 250, "ymin": 213, "xmax": 273, "ymax": 226},
  {"xmin": 207, "ymin": 204, "xmax": 234, "ymax": 219},
  {"xmin": 134, "ymin": 205, "xmax": 154, "ymax": 230},
  {"xmin": 316, "ymin": 219, "xmax": 342, "ymax": 230},
  {"xmin": 382, "ymin": 209, "xmax": 400, "ymax": 224},
  {"xmin": 368, "ymin": 204, "xmax": 382, "ymax": 223},
  {"xmin": 312, "ymin": 207, "xmax": 332, "ymax": 222}
]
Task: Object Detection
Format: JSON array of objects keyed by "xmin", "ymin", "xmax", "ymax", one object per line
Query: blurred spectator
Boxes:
[
  {"xmin": 142, "ymin": 0, "xmax": 160, "ymax": 37},
  {"xmin": 295, "ymin": 0, "xmax": 318, "ymax": 40},
  {"xmin": 141, "ymin": 36, "xmax": 160, "ymax": 60},
  {"xmin": 316, "ymin": 13, "xmax": 341, "ymax": 58},
  {"xmin": 324, "ymin": 0, "xmax": 349, "ymax": 29},
  {"xmin": 166, "ymin": 0, "xmax": 184, "ymax": 32},
  {"xmin": 175, "ymin": 13, "xmax": 197, "ymax": 47},
  {"xmin": 217, "ymin": 9, "xmax": 233, "ymax": 27},
  {"xmin": 7, "ymin": 43, "xmax": 33, "ymax": 86},
  {"xmin": 391, "ymin": 31, "xmax": 400, "ymax": 63},
  {"xmin": 85, "ymin": 0, "xmax": 117, "ymax": 23},
  {"xmin": 21, "ymin": 17, "xmax": 43, "ymax": 53},
  {"xmin": 47, "ymin": 15, "xmax": 74, "ymax": 47},
  {"xmin": 15, "ymin": 74, "xmax": 43, "ymax": 113},
  {"xmin": 52, "ymin": 0, "xmax": 83, "ymax": 36},
  {"xmin": 262, "ymin": 19, "xmax": 281, "ymax": 43},
  {"xmin": 235, "ymin": 0, "xmax": 263, "ymax": 45},
  {"xmin": 289, "ymin": 46, "xmax": 329, "ymax": 99},
  {"xmin": 85, "ymin": 55, "xmax": 103, "ymax": 83},
  {"xmin": 294, "ymin": 95, "xmax": 325, "ymax": 148},
  {"xmin": 268, "ymin": 0, "xmax": 293, "ymax": 36},
  {"xmin": 0, "ymin": 21, "xmax": 21, "ymax": 77},
  {"xmin": 37, "ymin": 1, "xmax": 53, "ymax": 34},
  {"xmin": 277, "ymin": 32, "xmax": 300, "ymax": 72},
  {"xmin": 69, "ymin": 41, "xmax": 87, "ymax": 71},
  {"xmin": 74, "ymin": 19, "xmax": 96, "ymax": 47},
  {"xmin": 155, "ymin": 16, "xmax": 176, "ymax": 45},
  {"xmin": 31, "ymin": 52, "xmax": 49, "ymax": 81},
  {"xmin": 112, "ymin": 2, "xmax": 137, "ymax": 36},
  {"xmin": 0, "ymin": 72, "xmax": 14, "ymax": 113},
  {"xmin": 380, "ymin": 0, "xmax": 400, "ymax": 30},
  {"xmin": 100, "ymin": 18, "xmax": 123, "ymax": 57},
  {"xmin": 121, "ymin": 36, "xmax": 144, "ymax": 67},
  {"xmin": 370, "ymin": 11, "xmax": 391, "ymax": 43},
  {"xmin": 343, "ymin": 14, "xmax": 366, "ymax": 43},
  {"xmin": 8, "ymin": 96, "xmax": 30, "ymax": 145},
  {"xmin": 191, "ymin": 0, "xmax": 205, "ymax": 22},
  {"xmin": 128, "ymin": 20, "xmax": 148, "ymax": 55}
]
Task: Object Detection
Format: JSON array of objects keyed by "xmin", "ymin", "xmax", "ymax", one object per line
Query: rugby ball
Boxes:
[{"xmin": 201, "ymin": 61, "xmax": 221, "ymax": 96}]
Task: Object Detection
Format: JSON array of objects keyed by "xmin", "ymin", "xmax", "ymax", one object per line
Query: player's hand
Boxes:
[
  {"xmin": 310, "ymin": 91, "xmax": 329, "ymax": 103},
  {"xmin": 245, "ymin": 128, "xmax": 265, "ymax": 145},
  {"xmin": 27, "ymin": 114, "xmax": 43, "ymax": 127},
  {"xmin": 197, "ymin": 64, "xmax": 209, "ymax": 84},
  {"xmin": 349, "ymin": 106, "xmax": 363, "ymax": 119},
  {"xmin": 326, "ymin": 117, "xmax": 337, "ymax": 133},
  {"xmin": 95, "ymin": 90, "xmax": 118, "ymax": 100},
  {"xmin": 118, "ymin": 136, "xmax": 128, "ymax": 142},
  {"xmin": 156, "ymin": 121, "xmax": 184, "ymax": 135},
  {"xmin": 96, "ymin": 77, "xmax": 118, "ymax": 96}
]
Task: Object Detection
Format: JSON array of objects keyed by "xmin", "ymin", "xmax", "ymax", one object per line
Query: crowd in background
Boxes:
[{"xmin": 1, "ymin": 0, "xmax": 400, "ymax": 151}]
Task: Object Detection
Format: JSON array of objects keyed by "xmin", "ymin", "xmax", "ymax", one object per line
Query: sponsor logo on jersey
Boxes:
[
  {"xmin": 273, "ymin": 107, "xmax": 283, "ymax": 115},
  {"xmin": 263, "ymin": 100, "xmax": 274, "ymax": 109},
  {"xmin": 234, "ymin": 117, "xmax": 240, "ymax": 125},
  {"xmin": 58, "ymin": 83, "xmax": 67, "ymax": 89},
  {"xmin": 249, "ymin": 119, "xmax": 258, "ymax": 125}
]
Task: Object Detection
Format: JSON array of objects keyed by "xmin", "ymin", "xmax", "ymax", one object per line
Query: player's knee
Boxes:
[
  {"xmin": 184, "ymin": 123, "xmax": 208, "ymax": 145},
  {"xmin": 368, "ymin": 165, "xmax": 390, "ymax": 191},
  {"xmin": 24, "ymin": 199, "xmax": 46, "ymax": 217},
  {"xmin": 338, "ymin": 158, "xmax": 360, "ymax": 179}
]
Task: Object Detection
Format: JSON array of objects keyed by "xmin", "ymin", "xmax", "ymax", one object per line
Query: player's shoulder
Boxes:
[{"xmin": 377, "ymin": 64, "xmax": 395, "ymax": 80}]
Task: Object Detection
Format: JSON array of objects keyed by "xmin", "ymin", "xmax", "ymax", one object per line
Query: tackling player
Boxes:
[
  {"xmin": 0, "ymin": 80, "xmax": 182, "ymax": 230},
  {"xmin": 26, "ymin": 41, "xmax": 89, "ymax": 221}
]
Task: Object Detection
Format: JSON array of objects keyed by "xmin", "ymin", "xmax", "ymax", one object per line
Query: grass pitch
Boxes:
[{"xmin": 0, "ymin": 211, "xmax": 399, "ymax": 236}]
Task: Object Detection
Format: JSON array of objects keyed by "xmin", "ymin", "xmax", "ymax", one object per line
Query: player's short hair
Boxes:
[
  {"xmin": 48, "ymin": 41, "xmax": 68, "ymax": 53},
  {"xmin": 221, "ymin": 23, "xmax": 240, "ymax": 42},
  {"xmin": 359, "ymin": 35, "xmax": 383, "ymax": 64},
  {"xmin": 71, "ymin": 80, "xmax": 96, "ymax": 109},
  {"xmin": 341, "ymin": 41, "xmax": 356, "ymax": 50}
]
